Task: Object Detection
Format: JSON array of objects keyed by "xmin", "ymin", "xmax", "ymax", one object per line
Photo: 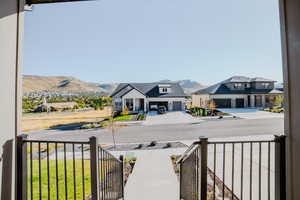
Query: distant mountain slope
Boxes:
[
  {"xmin": 23, "ymin": 75, "xmax": 117, "ymax": 95},
  {"xmin": 23, "ymin": 75, "xmax": 204, "ymax": 96}
]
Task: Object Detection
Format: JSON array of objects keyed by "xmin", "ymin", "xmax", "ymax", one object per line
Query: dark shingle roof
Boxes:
[
  {"xmin": 193, "ymin": 76, "xmax": 280, "ymax": 95},
  {"xmin": 111, "ymin": 82, "xmax": 187, "ymax": 98}
]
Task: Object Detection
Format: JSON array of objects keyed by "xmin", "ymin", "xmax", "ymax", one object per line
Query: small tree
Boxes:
[
  {"xmin": 122, "ymin": 106, "xmax": 129, "ymax": 115},
  {"xmin": 274, "ymin": 96, "xmax": 283, "ymax": 107},
  {"xmin": 208, "ymin": 100, "xmax": 217, "ymax": 111}
]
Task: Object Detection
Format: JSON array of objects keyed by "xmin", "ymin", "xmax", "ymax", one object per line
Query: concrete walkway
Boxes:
[{"xmin": 124, "ymin": 150, "xmax": 180, "ymax": 200}]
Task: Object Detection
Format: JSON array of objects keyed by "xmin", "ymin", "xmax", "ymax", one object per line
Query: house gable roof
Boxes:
[
  {"xmin": 111, "ymin": 82, "xmax": 187, "ymax": 98},
  {"xmin": 193, "ymin": 76, "xmax": 281, "ymax": 95}
]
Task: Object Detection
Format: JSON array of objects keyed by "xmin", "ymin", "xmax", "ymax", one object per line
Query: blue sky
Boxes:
[{"xmin": 24, "ymin": 0, "xmax": 283, "ymax": 85}]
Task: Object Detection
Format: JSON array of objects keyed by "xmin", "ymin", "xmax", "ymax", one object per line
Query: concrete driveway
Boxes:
[
  {"xmin": 143, "ymin": 111, "xmax": 202, "ymax": 126},
  {"xmin": 218, "ymin": 108, "xmax": 284, "ymax": 119}
]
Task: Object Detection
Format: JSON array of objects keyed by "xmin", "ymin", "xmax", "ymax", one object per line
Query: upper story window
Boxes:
[
  {"xmin": 244, "ymin": 83, "xmax": 250, "ymax": 88},
  {"xmin": 160, "ymin": 87, "xmax": 171, "ymax": 94},
  {"xmin": 233, "ymin": 83, "xmax": 242, "ymax": 89},
  {"xmin": 159, "ymin": 84, "xmax": 171, "ymax": 94},
  {"xmin": 262, "ymin": 82, "xmax": 270, "ymax": 88}
]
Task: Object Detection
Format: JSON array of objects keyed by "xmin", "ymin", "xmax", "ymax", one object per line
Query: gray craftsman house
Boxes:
[
  {"xmin": 192, "ymin": 76, "xmax": 283, "ymax": 108},
  {"xmin": 111, "ymin": 82, "xmax": 187, "ymax": 112}
]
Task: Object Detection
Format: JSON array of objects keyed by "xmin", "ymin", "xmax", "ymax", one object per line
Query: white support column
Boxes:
[
  {"xmin": 132, "ymin": 98, "xmax": 136, "ymax": 112},
  {"xmin": 122, "ymin": 98, "xmax": 125, "ymax": 111},
  {"xmin": 244, "ymin": 96, "xmax": 248, "ymax": 107},
  {"xmin": 144, "ymin": 98, "xmax": 147, "ymax": 112},
  {"xmin": 279, "ymin": 1, "xmax": 300, "ymax": 199},
  {"xmin": 262, "ymin": 95, "xmax": 266, "ymax": 108},
  {"xmin": 250, "ymin": 95, "xmax": 255, "ymax": 107},
  {"xmin": 231, "ymin": 98, "xmax": 236, "ymax": 108},
  {"xmin": 0, "ymin": 0, "xmax": 24, "ymax": 198}
]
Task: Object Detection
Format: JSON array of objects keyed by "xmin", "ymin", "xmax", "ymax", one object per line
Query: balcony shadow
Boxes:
[{"xmin": 1, "ymin": 139, "xmax": 13, "ymax": 200}]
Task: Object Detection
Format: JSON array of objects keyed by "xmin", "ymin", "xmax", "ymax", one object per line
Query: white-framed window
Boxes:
[
  {"xmin": 160, "ymin": 87, "xmax": 171, "ymax": 94},
  {"xmin": 262, "ymin": 82, "xmax": 270, "ymax": 88},
  {"xmin": 244, "ymin": 83, "xmax": 250, "ymax": 88},
  {"xmin": 233, "ymin": 83, "xmax": 242, "ymax": 89}
]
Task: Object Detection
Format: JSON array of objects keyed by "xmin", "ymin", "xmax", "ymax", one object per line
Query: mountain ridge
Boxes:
[{"xmin": 23, "ymin": 75, "xmax": 205, "ymax": 95}]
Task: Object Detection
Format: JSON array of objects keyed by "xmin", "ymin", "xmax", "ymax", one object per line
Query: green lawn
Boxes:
[
  {"xmin": 113, "ymin": 114, "xmax": 133, "ymax": 121},
  {"xmin": 28, "ymin": 159, "xmax": 91, "ymax": 200}
]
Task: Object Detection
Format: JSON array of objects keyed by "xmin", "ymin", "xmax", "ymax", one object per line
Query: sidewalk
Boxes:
[{"xmin": 124, "ymin": 149, "xmax": 180, "ymax": 200}]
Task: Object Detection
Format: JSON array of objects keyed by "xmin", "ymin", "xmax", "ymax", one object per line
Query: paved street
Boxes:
[
  {"xmin": 218, "ymin": 108, "xmax": 284, "ymax": 120},
  {"xmin": 27, "ymin": 116, "xmax": 284, "ymax": 144}
]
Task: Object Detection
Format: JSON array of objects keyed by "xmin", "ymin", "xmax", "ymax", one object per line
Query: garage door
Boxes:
[
  {"xmin": 173, "ymin": 101, "xmax": 182, "ymax": 111},
  {"xmin": 149, "ymin": 102, "xmax": 168, "ymax": 111},
  {"xmin": 236, "ymin": 98, "xmax": 245, "ymax": 108},
  {"xmin": 213, "ymin": 99, "xmax": 231, "ymax": 108}
]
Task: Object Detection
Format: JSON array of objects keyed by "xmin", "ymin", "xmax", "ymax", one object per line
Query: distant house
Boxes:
[
  {"xmin": 110, "ymin": 83, "xmax": 187, "ymax": 113},
  {"xmin": 34, "ymin": 102, "xmax": 78, "ymax": 112},
  {"xmin": 192, "ymin": 76, "xmax": 283, "ymax": 108}
]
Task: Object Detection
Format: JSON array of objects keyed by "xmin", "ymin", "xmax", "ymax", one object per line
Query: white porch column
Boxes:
[
  {"xmin": 262, "ymin": 95, "xmax": 266, "ymax": 108},
  {"xmin": 122, "ymin": 98, "xmax": 125, "ymax": 111},
  {"xmin": 132, "ymin": 98, "xmax": 136, "ymax": 112},
  {"xmin": 244, "ymin": 96, "xmax": 248, "ymax": 107},
  {"xmin": 0, "ymin": 0, "xmax": 24, "ymax": 198},
  {"xmin": 250, "ymin": 95, "xmax": 255, "ymax": 107},
  {"xmin": 231, "ymin": 98, "xmax": 236, "ymax": 108},
  {"xmin": 144, "ymin": 98, "xmax": 147, "ymax": 112},
  {"xmin": 279, "ymin": 1, "xmax": 300, "ymax": 198}
]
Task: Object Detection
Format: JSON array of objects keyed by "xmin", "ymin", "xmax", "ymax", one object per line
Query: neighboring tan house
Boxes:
[
  {"xmin": 192, "ymin": 76, "xmax": 283, "ymax": 108},
  {"xmin": 111, "ymin": 83, "xmax": 187, "ymax": 112}
]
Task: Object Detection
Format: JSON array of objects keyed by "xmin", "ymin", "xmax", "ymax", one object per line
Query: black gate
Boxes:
[{"xmin": 16, "ymin": 135, "xmax": 124, "ymax": 200}]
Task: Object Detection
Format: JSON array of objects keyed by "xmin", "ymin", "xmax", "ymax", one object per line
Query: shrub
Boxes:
[
  {"xmin": 122, "ymin": 106, "xmax": 129, "ymax": 115},
  {"xmin": 149, "ymin": 141, "xmax": 157, "ymax": 147}
]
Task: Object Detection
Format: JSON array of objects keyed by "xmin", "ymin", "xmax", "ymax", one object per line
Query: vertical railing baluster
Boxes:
[
  {"xmin": 38, "ymin": 142, "xmax": 42, "ymax": 200},
  {"xmin": 108, "ymin": 154, "xmax": 111, "ymax": 199},
  {"xmin": 275, "ymin": 135, "xmax": 286, "ymax": 200},
  {"xmin": 30, "ymin": 142, "xmax": 33, "ymax": 200},
  {"xmin": 213, "ymin": 144, "xmax": 216, "ymax": 200},
  {"xmin": 55, "ymin": 143, "xmax": 59, "ymax": 200},
  {"xmin": 199, "ymin": 137, "xmax": 208, "ymax": 200},
  {"xmin": 90, "ymin": 137, "xmax": 99, "ymax": 200},
  {"xmin": 16, "ymin": 134, "xmax": 28, "ymax": 200},
  {"xmin": 64, "ymin": 143, "xmax": 68, "ymax": 200},
  {"xmin": 232, "ymin": 143, "xmax": 235, "ymax": 200},
  {"xmin": 120, "ymin": 155, "xmax": 124, "ymax": 198},
  {"xmin": 73, "ymin": 144, "xmax": 76, "ymax": 200},
  {"xmin": 250, "ymin": 142, "xmax": 253, "ymax": 200},
  {"xmin": 47, "ymin": 143, "xmax": 50, "ymax": 200},
  {"xmin": 259, "ymin": 142, "xmax": 262, "ymax": 200},
  {"xmin": 268, "ymin": 141, "xmax": 271, "ymax": 200},
  {"xmin": 241, "ymin": 143, "xmax": 244, "ymax": 200},
  {"xmin": 81, "ymin": 144, "xmax": 85, "ymax": 200},
  {"xmin": 101, "ymin": 149, "xmax": 104, "ymax": 200},
  {"xmin": 222, "ymin": 143, "xmax": 226, "ymax": 200}
]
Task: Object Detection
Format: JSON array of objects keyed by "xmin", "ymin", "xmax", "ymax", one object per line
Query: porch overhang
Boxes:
[{"xmin": 26, "ymin": 0, "xmax": 93, "ymax": 5}]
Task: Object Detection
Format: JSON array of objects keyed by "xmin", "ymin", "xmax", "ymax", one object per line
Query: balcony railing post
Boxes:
[
  {"xmin": 199, "ymin": 137, "xmax": 208, "ymax": 200},
  {"xmin": 16, "ymin": 134, "xmax": 28, "ymax": 200},
  {"xmin": 90, "ymin": 136, "xmax": 99, "ymax": 200},
  {"xmin": 274, "ymin": 135, "xmax": 286, "ymax": 200},
  {"xmin": 119, "ymin": 155, "xmax": 124, "ymax": 199}
]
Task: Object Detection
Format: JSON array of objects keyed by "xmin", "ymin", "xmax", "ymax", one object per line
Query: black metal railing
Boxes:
[
  {"xmin": 16, "ymin": 135, "xmax": 124, "ymax": 200},
  {"xmin": 98, "ymin": 145, "xmax": 124, "ymax": 200},
  {"xmin": 176, "ymin": 135, "xmax": 286, "ymax": 200}
]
